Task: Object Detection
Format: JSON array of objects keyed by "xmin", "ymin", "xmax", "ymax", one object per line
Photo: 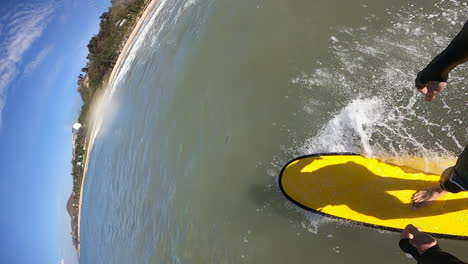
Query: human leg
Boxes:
[{"xmin": 411, "ymin": 144, "xmax": 468, "ymax": 209}]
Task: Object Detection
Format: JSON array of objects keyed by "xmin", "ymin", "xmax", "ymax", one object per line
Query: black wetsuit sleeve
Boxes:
[
  {"xmin": 399, "ymin": 239, "xmax": 466, "ymax": 264},
  {"xmin": 399, "ymin": 239, "xmax": 421, "ymax": 260},
  {"xmin": 418, "ymin": 245, "xmax": 467, "ymax": 264},
  {"xmin": 416, "ymin": 20, "xmax": 468, "ymax": 87}
]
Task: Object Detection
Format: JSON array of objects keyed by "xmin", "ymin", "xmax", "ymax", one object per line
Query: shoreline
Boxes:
[{"xmin": 76, "ymin": 0, "xmax": 159, "ymax": 254}]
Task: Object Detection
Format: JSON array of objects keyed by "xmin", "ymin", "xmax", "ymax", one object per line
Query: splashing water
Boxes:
[
  {"xmin": 301, "ymin": 97, "xmax": 385, "ymax": 155},
  {"xmin": 295, "ymin": 0, "xmax": 467, "ymax": 162}
]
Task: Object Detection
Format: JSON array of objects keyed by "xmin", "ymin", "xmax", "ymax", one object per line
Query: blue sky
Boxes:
[{"xmin": 0, "ymin": 0, "xmax": 110, "ymax": 263}]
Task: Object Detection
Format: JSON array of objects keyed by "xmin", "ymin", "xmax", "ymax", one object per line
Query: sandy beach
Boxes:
[{"xmin": 76, "ymin": 0, "xmax": 159, "ymax": 254}]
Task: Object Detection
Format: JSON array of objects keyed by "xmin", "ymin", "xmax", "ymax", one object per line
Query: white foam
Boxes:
[
  {"xmin": 183, "ymin": 0, "xmax": 197, "ymax": 8},
  {"xmin": 301, "ymin": 97, "xmax": 385, "ymax": 156}
]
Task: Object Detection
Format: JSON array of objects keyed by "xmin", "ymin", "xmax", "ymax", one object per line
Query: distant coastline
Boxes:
[{"xmin": 68, "ymin": 0, "xmax": 158, "ymax": 253}]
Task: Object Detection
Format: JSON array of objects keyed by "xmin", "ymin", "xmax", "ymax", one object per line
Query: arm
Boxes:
[
  {"xmin": 399, "ymin": 225, "xmax": 466, "ymax": 264},
  {"xmin": 415, "ymin": 20, "xmax": 468, "ymax": 101},
  {"xmin": 418, "ymin": 247, "xmax": 467, "ymax": 264}
]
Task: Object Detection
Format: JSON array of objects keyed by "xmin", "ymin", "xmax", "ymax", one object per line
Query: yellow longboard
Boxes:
[{"xmin": 279, "ymin": 153, "xmax": 468, "ymax": 239}]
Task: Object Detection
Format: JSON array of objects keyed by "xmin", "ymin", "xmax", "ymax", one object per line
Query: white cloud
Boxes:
[
  {"xmin": 24, "ymin": 45, "xmax": 54, "ymax": 74},
  {"xmin": 60, "ymin": 258, "xmax": 65, "ymax": 264},
  {"xmin": 0, "ymin": 1, "xmax": 56, "ymax": 125}
]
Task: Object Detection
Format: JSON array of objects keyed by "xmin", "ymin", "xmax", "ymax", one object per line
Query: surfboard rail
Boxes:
[{"xmin": 278, "ymin": 153, "xmax": 468, "ymax": 240}]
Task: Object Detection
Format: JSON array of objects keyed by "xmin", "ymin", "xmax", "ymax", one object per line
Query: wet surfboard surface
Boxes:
[{"xmin": 279, "ymin": 153, "xmax": 468, "ymax": 239}]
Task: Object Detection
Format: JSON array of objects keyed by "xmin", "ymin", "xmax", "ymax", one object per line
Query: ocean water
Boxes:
[{"xmin": 79, "ymin": 0, "xmax": 468, "ymax": 263}]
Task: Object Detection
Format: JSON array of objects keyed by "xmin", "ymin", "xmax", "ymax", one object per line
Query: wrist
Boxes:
[
  {"xmin": 416, "ymin": 65, "xmax": 448, "ymax": 87},
  {"xmin": 419, "ymin": 242, "xmax": 440, "ymax": 256}
]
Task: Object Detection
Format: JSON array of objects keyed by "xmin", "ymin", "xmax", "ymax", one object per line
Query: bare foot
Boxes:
[{"xmin": 411, "ymin": 185, "xmax": 448, "ymax": 209}]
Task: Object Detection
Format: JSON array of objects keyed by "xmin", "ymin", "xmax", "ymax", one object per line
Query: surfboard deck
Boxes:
[{"xmin": 279, "ymin": 153, "xmax": 468, "ymax": 239}]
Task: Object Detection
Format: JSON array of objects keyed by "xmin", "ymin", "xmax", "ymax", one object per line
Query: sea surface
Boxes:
[{"xmin": 79, "ymin": 0, "xmax": 468, "ymax": 263}]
